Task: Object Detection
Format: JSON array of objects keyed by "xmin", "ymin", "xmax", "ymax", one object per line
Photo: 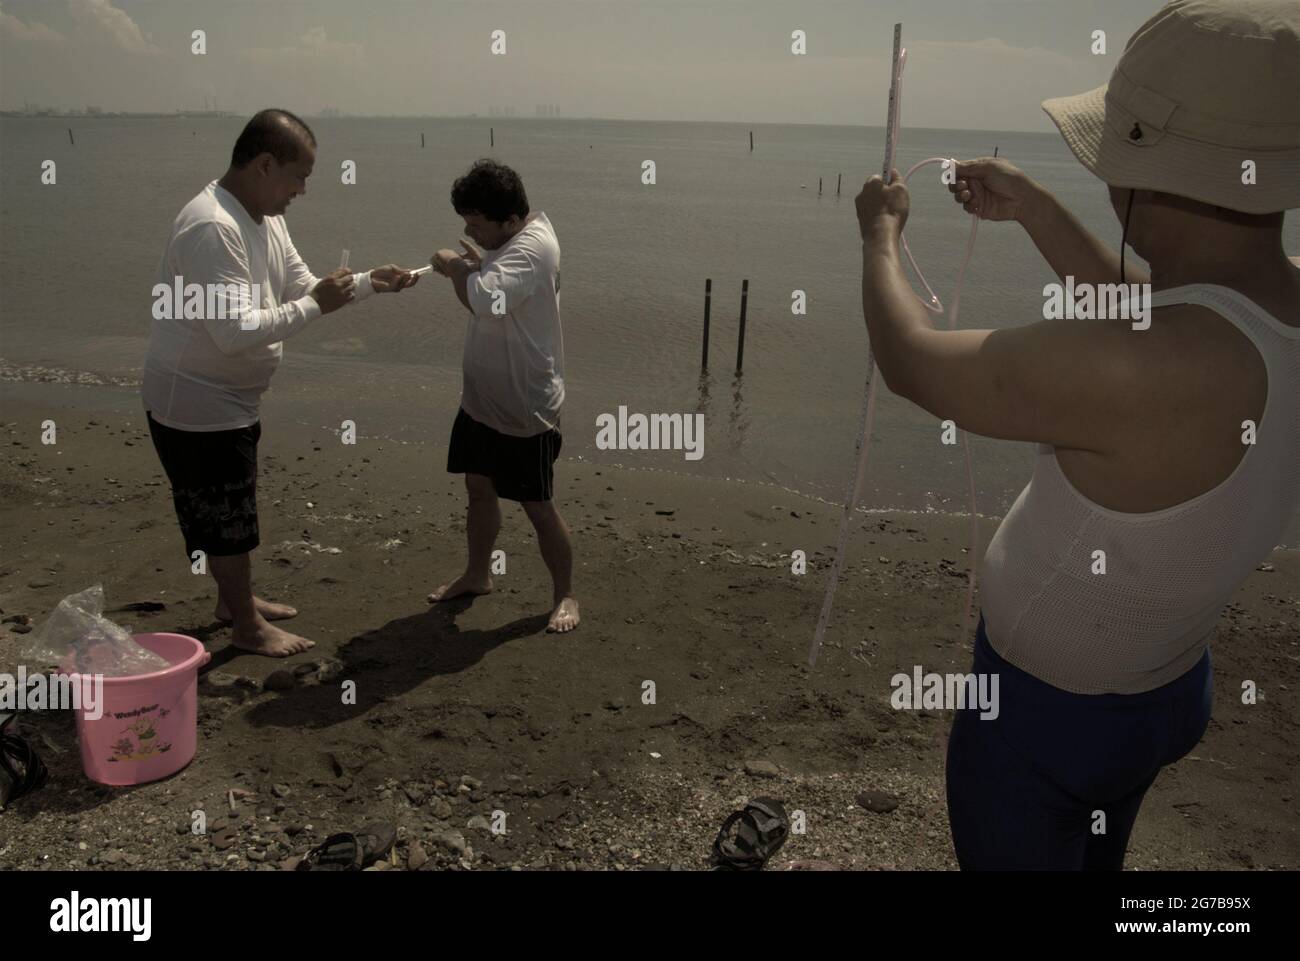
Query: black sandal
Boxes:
[
  {"xmin": 709, "ymin": 797, "xmax": 790, "ymax": 871},
  {"xmin": 0, "ymin": 713, "xmax": 48, "ymax": 809},
  {"xmin": 296, "ymin": 824, "xmax": 397, "ymax": 871}
]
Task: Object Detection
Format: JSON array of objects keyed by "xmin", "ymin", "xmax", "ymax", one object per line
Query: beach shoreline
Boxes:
[{"xmin": 1, "ymin": 379, "xmax": 1296, "ymax": 871}]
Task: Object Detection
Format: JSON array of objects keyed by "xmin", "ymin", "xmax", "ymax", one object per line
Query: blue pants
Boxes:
[{"xmin": 945, "ymin": 616, "xmax": 1212, "ymax": 870}]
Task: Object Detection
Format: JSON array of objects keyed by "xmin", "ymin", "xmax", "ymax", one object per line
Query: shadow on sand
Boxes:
[{"xmin": 242, "ymin": 597, "xmax": 550, "ymax": 731}]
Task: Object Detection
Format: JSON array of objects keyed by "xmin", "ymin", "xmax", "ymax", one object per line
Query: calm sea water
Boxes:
[{"xmin": 2, "ymin": 116, "xmax": 1296, "ymax": 545}]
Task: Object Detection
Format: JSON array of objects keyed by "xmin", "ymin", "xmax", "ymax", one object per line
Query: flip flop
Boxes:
[
  {"xmin": 709, "ymin": 797, "xmax": 790, "ymax": 871},
  {"xmin": 0, "ymin": 713, "xmax": 48, "ymax": 810},
  {"xmin": 295, "ymin": 824, "xmax": 396, "ymax": 872}
]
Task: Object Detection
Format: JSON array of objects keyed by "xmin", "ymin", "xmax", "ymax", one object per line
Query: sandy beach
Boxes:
[{"xmin": 1, "ymin": 377, "xmax": 1297, "ymax": 871}]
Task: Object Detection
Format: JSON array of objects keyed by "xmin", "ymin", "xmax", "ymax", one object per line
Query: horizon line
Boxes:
[{"xmin": 0, "ymin": 110, "xmax": 1054, "ymax": 137}]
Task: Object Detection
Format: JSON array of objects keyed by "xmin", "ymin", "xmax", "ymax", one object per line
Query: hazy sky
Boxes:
[{"xmin": 1, "ymin": 0, "xmax": 1159, "ymax": 131}]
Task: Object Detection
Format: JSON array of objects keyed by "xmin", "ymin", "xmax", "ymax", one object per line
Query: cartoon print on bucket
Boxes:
[{"xmin": 106, "ymin": 709, "xmax": 174, "ymax": 763}]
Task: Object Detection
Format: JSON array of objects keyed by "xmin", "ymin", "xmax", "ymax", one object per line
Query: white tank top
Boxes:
[{"xmin": 980, "ymin": 284, "xmax": 1300, "ymax": 695}]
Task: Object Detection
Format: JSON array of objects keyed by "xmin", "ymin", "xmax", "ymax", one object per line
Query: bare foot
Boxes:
[
  {"xmin": 426, "ymin": 573, "xmax": 493, "ymax": 604},
  {"xmin": 231, "ymin": 617, "xmax": 316, "ymax": 657},
  {"xmin": 215, "ymin": 595, "xmax": 298, "ymax": 623},
  {"xmin": 547, "ymin": 596, "xmax": 580, "ymax": 633}
]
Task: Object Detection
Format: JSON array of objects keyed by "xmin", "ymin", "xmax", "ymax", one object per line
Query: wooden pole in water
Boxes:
[
  {"xmin": 837, "ymin": 172, "xmax": 842, "ymax": 196},
  {"xmin": 421, "ymin": 132, "xmax": 425, "ymax": 148},
  {"xmin": 819, "ymin": 176, "xmax": 823, "ymax": 196},
  {"xmin": 67, "ymin": 128, "xmax": 74, "ymax": 146},
  {"xmin": 702, "ymin": 278, "xmax": 712, "ymax": 372},
  {"xmin": 490, "ymin": 127, "xmax": 494, "ymax": 148},
  {"xmin": 735, "ymin": 279, "xmax": 749, "ymax": 375},
  {"xmin": 749, "ymin": 130, "xmax": 753, "ymax": 151}
]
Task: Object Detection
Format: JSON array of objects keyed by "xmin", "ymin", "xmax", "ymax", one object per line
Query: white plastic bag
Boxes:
[{"xmin": 21, "ymin": 585, "xmax": 171, "ymax": 678}]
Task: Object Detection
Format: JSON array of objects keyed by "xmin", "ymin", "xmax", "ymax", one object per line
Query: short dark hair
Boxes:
[
  {"xmin": 451, "ymin": 159, "xmax": 529, "ymax": 222},
  {"xmin": 230, "ymin": 109, "xmax": 316, "ymax": 169}
]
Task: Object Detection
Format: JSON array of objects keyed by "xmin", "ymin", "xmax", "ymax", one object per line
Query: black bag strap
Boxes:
[{"xmin": 0, "ymin": 713, "xmax": 49, "ymax": 808}]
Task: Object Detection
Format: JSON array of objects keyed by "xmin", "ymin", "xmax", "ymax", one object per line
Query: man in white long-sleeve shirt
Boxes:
[
  {"xmin": 143, "ymin": 108, "xmax": 418, "ymax": 657},
  {"xmin": 425, "ymin": 159, "xmax": 578, "ymax": 634}
]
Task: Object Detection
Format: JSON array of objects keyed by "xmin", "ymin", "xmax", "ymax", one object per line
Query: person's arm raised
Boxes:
[
  {"xmin": 953, "ymin": 157, "xmax": 1150, "ymax": 289},
  {"xmin": 432, "ymin": 251, "xmax": 474, "ymax": 312},
  {"xmin": 433, "ymin": 238, "xmax": 537, "ymax": 317},
  {"xmin": 858, "ymin": 175, "xmax": 1148, "ymax": 454}
]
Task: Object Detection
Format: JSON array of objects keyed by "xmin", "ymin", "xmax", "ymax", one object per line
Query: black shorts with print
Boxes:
[
  {"xmin": 447, "ymin": 407, "xmax": 562, "ymax": 502},
  {"xmin": 146, "ymin": 411, "xmax": 261, "ymax": 561}
]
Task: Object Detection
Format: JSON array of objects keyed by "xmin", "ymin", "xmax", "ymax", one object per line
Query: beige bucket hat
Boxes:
[{"xmin": 1042, "ymin": 0, "xmax": 1300, "ymax": 213}]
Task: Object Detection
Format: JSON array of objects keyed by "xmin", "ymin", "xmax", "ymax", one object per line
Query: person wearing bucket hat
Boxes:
[{"xmin": 854, "ymin": 0, "xmax": 1299, "ymax": 870}]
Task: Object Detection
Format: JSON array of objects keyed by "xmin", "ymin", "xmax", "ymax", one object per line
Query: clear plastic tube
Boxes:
[{"xmin": 809, "ymin": 47, "xmax": 981, "ymax": 667}]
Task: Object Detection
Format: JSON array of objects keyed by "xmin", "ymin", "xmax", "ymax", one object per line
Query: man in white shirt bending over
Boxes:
[
  {"xmin": 427, "ymin": 159, "xmax": 578, "ymax": 633},
  {"xmin": 143, "ymin": 108, "xmax": 419, "ymax": 657}
]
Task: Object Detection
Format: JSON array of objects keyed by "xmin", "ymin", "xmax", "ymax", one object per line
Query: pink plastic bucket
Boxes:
[{"xmin": 69, "ymin": 633, "xmax": 211, "ymax": 787}]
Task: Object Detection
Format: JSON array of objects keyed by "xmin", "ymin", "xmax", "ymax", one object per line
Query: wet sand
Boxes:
[{"xmin": 1, "ymin": 380, "xmax": 1297, "ymax": 870}]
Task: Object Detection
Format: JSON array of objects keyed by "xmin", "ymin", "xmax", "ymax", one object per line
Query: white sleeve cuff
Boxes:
[
  {"xmin": 295, "ymin": 294, "xmax": 322, "ymax": 323},
  {"xmin": 351, "ymin": 270, "xmax": 375, "ymax": 301}
]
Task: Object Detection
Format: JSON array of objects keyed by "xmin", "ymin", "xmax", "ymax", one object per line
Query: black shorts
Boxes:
[
  {"xmin": 146, "ymin": 411, "xmax": 261, "ymax": 561},
  {"xmin": 447, "ymin": 407, "xmax": 562, "ymax": 502}
]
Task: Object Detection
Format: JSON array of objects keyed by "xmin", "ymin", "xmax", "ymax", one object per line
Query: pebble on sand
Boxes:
[
  {"xmin": 856, "ymin": 790, "xmax": 900, "ymax": 814},
  {"xmin": 744, "ymin": 759, "xmax": 781, "ymax": 778},
  {"xmin": 430, "ymin": 798, "xmax": 453, "ymax": 819},
  {"xmin": 437, "ymin": 831, "xmax": 468, "ymax": 856}
]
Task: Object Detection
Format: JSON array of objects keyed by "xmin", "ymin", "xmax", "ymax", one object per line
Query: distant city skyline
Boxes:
[{"xmin": 1, "ymin": 0, "xmax": 1160, "ymax": 133}]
